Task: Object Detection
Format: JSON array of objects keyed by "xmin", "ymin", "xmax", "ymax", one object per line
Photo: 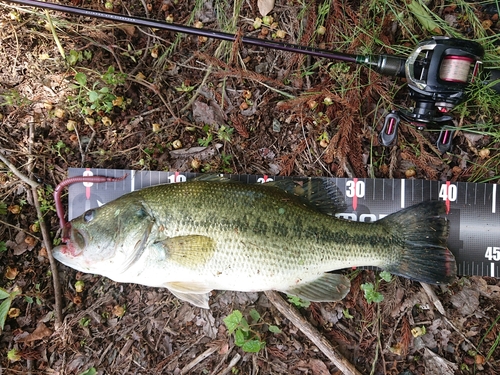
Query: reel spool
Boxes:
[{"xmin": 380, "ymin": 37, "xmax": 484, "ymax": 152}]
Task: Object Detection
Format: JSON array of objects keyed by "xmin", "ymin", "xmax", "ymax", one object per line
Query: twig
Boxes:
[
  {"xmin": 180, "ymin": 345, "xmax": 218, "ymax": 375},
  {"xmin": 0, "ymin": 219, "xmax": 41, "ymax": 242},
  {"xmin": 215, "ymin": 353, "xmax": 241, "ymax": 375},
  {"xmin": 0, "ymin": 152, "xmax": 39, "ymax": 189},
  {"xmin": 419, "ymin": 282, "xmax": 484, "ymax": 356},
  {"xmin": 31, "ymin": 183, "xmax": 63, "ymax": 327},
  {"xmin": 0, "ymin": 148, "xmax": 63, "ymax": 327},
  {"xmin": 264, "ymin": 291, "xmax": 362, "ymax": 375},
  {"xmin": 419, "ymin": 282, "xmax": 446, "ymax": 316}
]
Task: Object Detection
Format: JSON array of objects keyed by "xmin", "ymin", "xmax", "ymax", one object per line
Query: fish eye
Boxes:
[{"xmin": 84, "ymin": 209, "xmax": 95, "ymax": 223}]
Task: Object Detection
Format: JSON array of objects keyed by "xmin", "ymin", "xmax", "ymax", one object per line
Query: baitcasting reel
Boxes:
[{"xmin": 379, "ymin": 37, "xmax": 485, "ymax": 152}]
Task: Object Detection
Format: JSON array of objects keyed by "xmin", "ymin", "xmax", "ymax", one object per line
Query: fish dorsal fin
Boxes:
[
  {"xmin": 165, "ymin": 281, "xmax": 212, "ymax": 309},
  {"xmin": 191, "ymin": 174, "xmax": 238, "ymax": 183},
  {"xmin": 265, "ymin": 178, "xmax": 346, "ymax": 216},
  {"xmin": 158, "ymin": 235, "xmax": 216, "ymax": 267},
  {"xmin": 282, "ymin": 273, "xmax": 351, "ymax": 302}
]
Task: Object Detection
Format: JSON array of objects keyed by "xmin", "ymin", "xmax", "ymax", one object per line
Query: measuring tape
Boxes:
[{"xmin": 66, "ymin": 168, "xmax": 499, "ymax": 278}]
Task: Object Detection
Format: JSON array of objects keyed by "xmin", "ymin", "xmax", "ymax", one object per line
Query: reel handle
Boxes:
[{"xmin": 380, "ymin": 112, "xmax": 401, "ymax": 146}]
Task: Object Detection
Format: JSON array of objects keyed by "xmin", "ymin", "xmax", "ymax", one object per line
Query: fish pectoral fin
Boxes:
[
  {"xmin": 282, "ymin": 273, "xmax": 351, "ymax": 302},
  {"xmin": 159, "ymin": 235, "xmax": 216, "ymax": 267},
  {"xmin": 165, "ymin": 281, "xmax": 212, "ymax": 309}
]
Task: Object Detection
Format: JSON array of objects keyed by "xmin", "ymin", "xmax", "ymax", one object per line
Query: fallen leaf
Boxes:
[
  {"xmin": 423, "ymin": 347, "xmax": 458, "ymax": 375},
  {"xmin": 16, "ymin": 322, "xmax": 52, "ymax": 343},
  {"xmin": 450, "ymin": 288, "xmax": 480, "ymax": 316},
  {"xmin": 258, "ymin": 0, "xmax": 274, "ymax": 16},
  {"xmin": 118, "ymin": 24, "xmax": 136, "ymax": 36},
  {"xmin": 309, "ymin": 359, "xmax": 329, "ymax": 375},
  {"xmin": 192, "ymin": 101, "xmax": 216, "ymax": 125},
  {"xmin": 6, "ymin": 231, "xmax": 37, "ymax": 256}
]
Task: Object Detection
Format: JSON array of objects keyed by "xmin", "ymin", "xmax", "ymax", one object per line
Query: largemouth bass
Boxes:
[{"xmin": 53, "ymin": 177, "xmax": 456, "ymax": 308}]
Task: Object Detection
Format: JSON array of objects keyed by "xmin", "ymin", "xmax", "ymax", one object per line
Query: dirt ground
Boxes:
[{"xmin": 1, "ymin": 0, "xmax": 500, "ymax": 374}]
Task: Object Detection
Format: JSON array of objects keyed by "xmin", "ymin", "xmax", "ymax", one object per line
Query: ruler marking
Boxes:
[
  {"xmin": 401, "ymin": 179, "xmax": 405, "ymax": 208},
  {"xmin": 66, "ymin": 169, "xmax": 500, "ymax": 278},
  {"xmin": 493, "ymin": 184, "xmax": 497, "ymax": 214},
  {"xmin": 390, "ymin": 179, "xmax": 394, "ymax": 202}
]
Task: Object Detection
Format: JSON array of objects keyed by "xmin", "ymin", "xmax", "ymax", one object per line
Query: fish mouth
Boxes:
[{"xmin": 55, "ymin": 224, "xmax": 87, "ymax": 259}]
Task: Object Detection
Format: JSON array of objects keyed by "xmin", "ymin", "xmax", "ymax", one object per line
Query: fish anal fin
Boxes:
[
  {"xmin": 282, "ymin": 273, "xmax": 351, "ymax": 302},
  {"xmin": 159, "ymin": 235, "xmax": 216, "ymax": 267},
  {"xmin": 165, "ymin": 281, "xmax": 212, "ymax": 309}
]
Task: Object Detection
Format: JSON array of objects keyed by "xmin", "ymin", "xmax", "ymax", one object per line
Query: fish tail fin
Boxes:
[{"xmin": 380, "ymin": 201, "xmax": 456, "ymax": 284}]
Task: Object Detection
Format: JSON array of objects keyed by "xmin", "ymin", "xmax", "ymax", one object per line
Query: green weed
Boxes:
[
  {"xmin": 361, "ymin": 271, "xmax": 392, "ymax": 304},
  {"xmin": 66, "ymin": 49, "xmax": 92, "ymax": 66},
  {"xmin": 197, "ymin": 124, "xmax": 234, "ymax": 147},
  {"xmin": 223, "ymin": 309, "xmax": 281, "ymax": 353},
  {"xmin": 67, "ymin": 66, "xmax": 127, "ymax": 114},
  {"xmin": 217, "ymin": 125, "xmax": 234, "ymax": 143},
  {"xmin": 175, "ymin": 82, "xmax": 195, "ymax": 94},
  {"xmin": 287, "ymin": 295, "xmax": 311, "ymax": 308},
  {"xmin": 477, "ymin": 314, "xmax": 500, "ymax": 362},
  {"xmin": 0, "ymin": 287, "xmax": 21, "ymax": 331},
  {"xmin": 219, "ymin": 152, "xmax": 233, "ymax": 173},
  {"xmin": 0, "ymin": 89, "xmax": 31, "ymax": 108},
  {"xmin": 37, "ymin": 185, "xmax": 55, "ymax": 214},
  {"xmin": 78, "ymin": 367, "xmax": 97, "ymax": 375}
]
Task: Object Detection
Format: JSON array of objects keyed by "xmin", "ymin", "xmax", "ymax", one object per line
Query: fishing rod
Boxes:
[{"xmin": 4, "ymin": 0, "xmax": 500, "ymax": 151}]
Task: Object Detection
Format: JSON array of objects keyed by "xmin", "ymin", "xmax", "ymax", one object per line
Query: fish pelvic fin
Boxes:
[
  {"xmin": 381, "ymin": 201, "xmax": 456, "ymax": 284},
  {"xmin": 281, "ymin": 273, "xmax": 351, "ymax": 302},
  {"xmin": 165, "ymin": 281, "xmax": 212, "ymax": 309}
]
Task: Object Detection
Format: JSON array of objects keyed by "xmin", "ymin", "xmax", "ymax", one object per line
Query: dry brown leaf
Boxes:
[
  {"xmin": 117, "ymin": 24, "xmax": 136, "ymax": 36},
  {"xmin": 16, "ymin": 323, "xmax": 52, "ymax": 343},
  {"xmin": 308, "ymin": 359, "xmax": 329, "ymax": 375},
  {"xmin": 258, "ymin": 0, "xmax": 274, "ymax": 16}
]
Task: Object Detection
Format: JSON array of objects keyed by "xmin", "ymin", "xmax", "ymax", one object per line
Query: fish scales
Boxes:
[
  {"xmin": 138, "ymin": 182, "xmax": 384, "ymax": 272},
  {"xmin": 53, "ymin": 178, "xmax": 456, "ymax": 308}
]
